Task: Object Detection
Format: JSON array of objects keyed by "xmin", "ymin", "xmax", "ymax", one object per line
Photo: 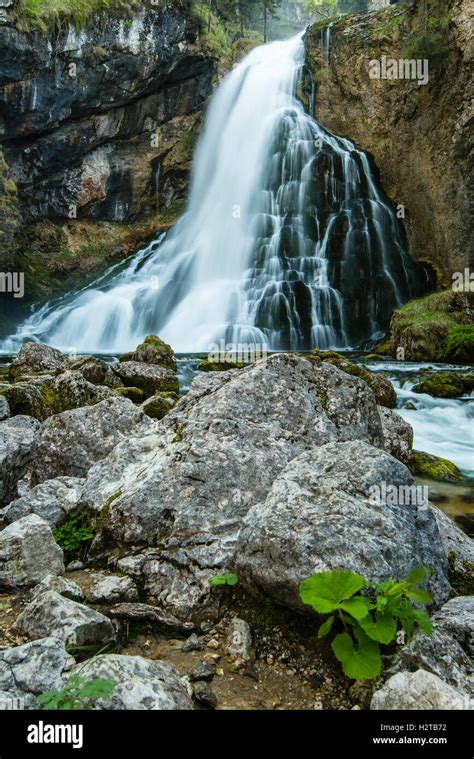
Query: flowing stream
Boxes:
[{"xmin": 1, "ymin": 33, "xmax": 431, "ymax": 354}]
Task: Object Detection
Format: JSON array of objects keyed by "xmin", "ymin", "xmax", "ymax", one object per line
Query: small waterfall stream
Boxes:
[{"xmin": 1, "ymin": 33, "xmax": 432, "ymax": 354}]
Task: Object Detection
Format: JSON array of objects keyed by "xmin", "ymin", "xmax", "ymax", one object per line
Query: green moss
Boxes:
[
  {"xmin": 364, "ymin": 354, "xmax": 383, "ymax": 361},
  {"xmin": 172, "ymin": 425, "xmax": 184, "ymax": 443},
  {"xmin": 373, "ymin": 339, "xmax": 392, "ymax": 357},
  {"xmin": 115, "ymin": 386, "xmax": 145, "ymax": 403},
  {"xmin": 197, "ymin": 359, "xmax": 245, "ymax": 372},
  {"xmin": 413, "ymin": 372, "xmax": 464, "ymax": 399},
  {"xmin": 141, "ymin": 391, "xmax": 178, "ymax": 420},
  {"xmin": 14, "ymin": 0, "xmax": 193, "ymax": 33},
  {"xmin": 443, "ymin": 325, "xmax": 474, "ymax": 363},
  {"xmin": 409, "ymin": 450, "xmax": 464, "ymax": 483},
  {"xmin": 447, "ymin": 552, "xmax": 474, "ymax": 597},
  {"xmin": 390, "ymin": 290, "xmax": 472, "ymax": 361}
]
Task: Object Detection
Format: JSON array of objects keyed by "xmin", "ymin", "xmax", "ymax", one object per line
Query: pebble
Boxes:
[
  {"xmin": 189, "ymin": 660, "xmax": 216, "ymax": 682},
  {"xmin": 193, "ymin": 680, "xmax": 217, "ymax": 709},
  {"xmin": 182, "ymin": 633, "xmax": 202, "ymax": 653}
]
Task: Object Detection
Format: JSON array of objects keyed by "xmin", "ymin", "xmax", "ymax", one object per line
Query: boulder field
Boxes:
[{"xmin": 0, "ymin": 340, "xmax": 472, "ymax": 710}]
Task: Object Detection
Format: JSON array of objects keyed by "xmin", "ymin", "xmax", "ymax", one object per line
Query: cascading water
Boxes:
[{"xmin": 1, "ymin": 33, "xmax": 432, "ymax": 354}]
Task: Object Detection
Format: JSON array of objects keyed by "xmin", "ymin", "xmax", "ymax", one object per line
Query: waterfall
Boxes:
[{"xmin": 1, "ymin": 33, "xmax": 431, "ymax": 355}]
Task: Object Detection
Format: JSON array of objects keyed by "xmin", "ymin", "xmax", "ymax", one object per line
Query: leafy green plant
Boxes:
[
  {"xmin": 53, "ymin": 509, "xmax": 96, "ymax": 563},
  {"xmin": 208, "ymin": 572, "xmax": 239, "ymax": 586},
  {"xmin": 38, "ymin": 675, "xmax": 115, "ymax": 710},
  {"xmin": 299, "ymin": 567, "xmax": 433, "ymax": 680}
]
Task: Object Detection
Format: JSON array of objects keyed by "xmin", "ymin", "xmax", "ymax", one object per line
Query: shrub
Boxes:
[
  {"xmin": 299, "ymin": 567, "xmax": 433, "ymax": 680},
  {"xmin": 38, "ymin": 675, "xmax": 115, "ymax": 710},
  {"xmin": 53, "ymin": 509, "xmax": 96, "ymax": 563}
]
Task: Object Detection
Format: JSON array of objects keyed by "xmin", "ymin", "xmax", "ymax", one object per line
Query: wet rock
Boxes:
[
  {"xmin": 189, "ymin": 660, "xmax": 215, "ymax": 682},
  {"xmin": 32, "ymin": 396, "xmax": 155, "ymax": 482},
  {"xmin": 413, "ymin": 372, "xmax": 465, "ymax": 398},
  {"xmin": 370, "ymin": 670, "xmax": 467, "ymax": 710},
  {"xmin": 86, "ymin": 573, "xmax": 139, "ymax": 604},
  {"xmin": 192, "ymin": 680, "xmax": 217, "ymax": 709},
  {"xmin": 1, "ymin": 476, "xmax": 83, "ymax": 526},
  {"xmin": 236, "ymin": 441, "xmax": 450, "ymax": 611},
  {"xmin": 31, "ymin": 573, "xmax": 84, "ymax": 602},
  {"xmin": 182, "ymin": 633, "xmax": 202, "ymax": 653},
  {"xmin": 111, "ymin": 361, "xmax": 179, "ymax": 398},
  {"xmin": 82, "ymin": 354, "xmax": 383, "ymax": 619},
  {"xmin": 9, "ymin": 343, "xmax": 64, "ymax": 379},
  {"xmin": 378, "ymin": 406, "xmax": 413, "ymax": 465},
  {"xmin": 0, "ymin": 515, "xmax": 64, "ymax": 586},
  {"xmin": 120, "ymin": 336, "xmax": 177, "ymax": 372},
  {"xmin": 0, "ymin": 637, "xmax": 74, "ymax": 709},
  {"xmin": 225, "ymin": 618, "xmax": 252, "ymax": 662},
  {"xmin": 0, "ymin": 415, "xmax": 40, "ymax": 506},
  {"xmin": 72, "ymin": 654, "xmax": 193, "ymax": 710},
  {"xmin": 15, "ymin": 590, "xmax": 116, "ymax": 648},
  {"xmin": 409, "ymin": 450, "xmax": 464, "ymax": 483}
]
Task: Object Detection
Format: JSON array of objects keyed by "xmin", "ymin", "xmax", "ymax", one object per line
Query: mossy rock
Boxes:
[
  {"xmin": 461, "ymin": 373, "xmax": 474, "ymax": 392},
  {"xmin": 197, "ymin": 359, "xmax": 246, "ymax": 372},
  {"xmin": 141, "ymin": 392, "xmax": 179, "ymax": 420},
  {"xmin": 335, "ymin": 359, "xmax": 396, "ymax": 409},
  {"xmin": 409, "ymin": 450, "xmax": 464, "ymax": 483},
  {"xmin": 389, "ymin": 290, "xmax": 472, "ymax": 361},
  {"xmin": 120, "ymin": 335, "xmax": 177, "ymax": 372},
  {"xmin": 319, "ymin": 350, "xmax": 344, "ymax": 361},
  {"xmin": 115, "ymin": 386, "xmax": 145, "ymax": 403},
  {"xmin": 364, "ymin": 354, "xmax": 383, "ymax": 361},
  {"xmin": 372, "ymin": 339, "xmax": 392, "ymax": 356},
  {"xmin": 412, "ymin": 372, "xmax": 464, "ymax": 398},
  {"xmin": 447, "ymin": 552, "xmax": 474, "ymax": 597}
]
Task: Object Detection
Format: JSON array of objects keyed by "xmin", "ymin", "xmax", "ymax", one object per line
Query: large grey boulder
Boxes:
[
  {"xmin": 82, "ymin": 354, "xmax": 383, "ymax": 619},
  {"xmin": 0, "ymin": 515, "xmax": 64, "ymax": 586},
  {"xmin": 32, "ymin": 396, "xmax": 155, "ymax": 482},
  {"xmin": 378, "ymin": 406, "xmax": 413, "ymax": 465},
  {"xmin": 370, "ymin": 670, "xmax": 468, "ymax": 710},
  {"xmin": 0, "ymin": 637, "xmax": 74, "ymax": 709},
  {"xmin": 111, "ymin": 361, "xmax": 178, "ymax": 397},
  {"xmin": 1, "ymin": 476, "xmax": 83, "ymax": 526},
  {"xmin": 70, "ymin": 654, "xmax": 192, "ymax": 710},
  {"xmin": 0, "ymin": 416, "xmax": 40, "ymax": 506},
  {"xmin": 236, "ymin": 441, "xmax": 450, "ymax": 610},
  {"xmin": 15, "ymin": 590, "xmax": 116, "ymax": 647},
  {"xmin": 10, "ymin": 343, "xmax": 64, "ymax": 377}
]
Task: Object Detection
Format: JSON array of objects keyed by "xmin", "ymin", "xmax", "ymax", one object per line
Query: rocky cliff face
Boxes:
[
  {"xmin": 304, "ymin": 0, "xmax": 472, "ymax": 285},
  {"xmin": 0, "ymin": 2, "xmax": 215, "ymax": 308}
]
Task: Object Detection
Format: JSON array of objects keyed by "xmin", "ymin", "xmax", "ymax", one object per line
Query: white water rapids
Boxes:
[{"xmin": 1, "ymin": 33, "xmax": 428, "ymax": 354}]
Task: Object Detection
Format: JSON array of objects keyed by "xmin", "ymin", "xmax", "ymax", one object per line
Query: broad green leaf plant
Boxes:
[{"xmin": 299, "ymin": 567, "xmax": 433, "ymax": 680}]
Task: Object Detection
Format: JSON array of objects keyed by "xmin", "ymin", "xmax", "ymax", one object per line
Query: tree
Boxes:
[
  {"xmin": 304, "ymin": 0, "xmax": 340, "ymax": 19},
  {"xmin": 261, "ymin": 0, "xmax": 281, "ymax": 42}
]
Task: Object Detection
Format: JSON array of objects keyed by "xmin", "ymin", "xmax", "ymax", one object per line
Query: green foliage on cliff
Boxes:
[
  {"xmin": 15, "ymin": 0, "xmax": 193, "ymax": 32},
  {"xmin": 401, "ymin": 0, "xmax": 454, "ymax": 65}
]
